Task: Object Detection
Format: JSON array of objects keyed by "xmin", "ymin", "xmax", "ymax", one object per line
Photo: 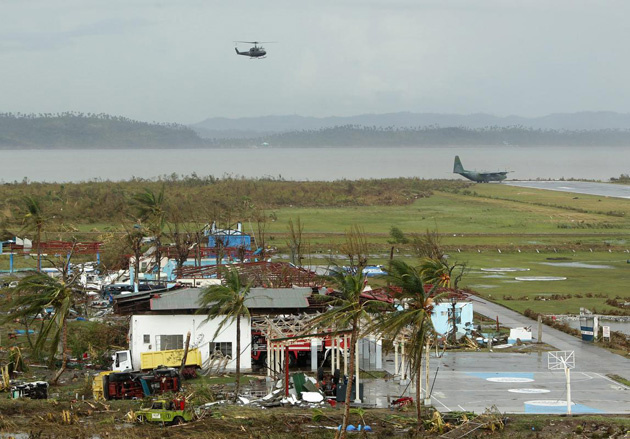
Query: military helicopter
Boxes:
[{"xmin": 234, "ymin": 41, "xmax": 274, "ymax": 58}]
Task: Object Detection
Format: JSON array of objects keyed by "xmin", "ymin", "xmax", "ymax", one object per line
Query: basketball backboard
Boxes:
[{"xmin": 548, "ymin": 351, "xmax": 575, "ymax": 370}]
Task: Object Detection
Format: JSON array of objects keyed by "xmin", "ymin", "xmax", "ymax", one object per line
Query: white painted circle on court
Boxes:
[
  {"xmin": 525, "ymin": 400, "xmax": 575, "ymax": 407},
  {"xmin": 487, "ymin": 377, "xmax": 534, "ymax": 383},
  {"xmin": 508, "ymin": 388, "xmax": 550, "ymax": 394}
]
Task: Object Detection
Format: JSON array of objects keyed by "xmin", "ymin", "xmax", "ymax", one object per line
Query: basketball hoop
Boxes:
[
  {"xmin": 548, "ymin": 351, "xmax": 575, "ymax": 370},
  {"xmin": 547, "ymin": 351, "xmax": 575, "ymax": 415}
]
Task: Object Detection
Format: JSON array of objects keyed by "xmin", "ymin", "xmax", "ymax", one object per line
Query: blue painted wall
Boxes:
[{"xmin": 431, "ymin": 302, "xmax": 473, "ymax": 336}]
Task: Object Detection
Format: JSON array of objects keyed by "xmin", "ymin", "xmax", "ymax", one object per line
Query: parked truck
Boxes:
[{"xmin": 112, "ymin": 348, "xmax": 202, "ymax": 379}]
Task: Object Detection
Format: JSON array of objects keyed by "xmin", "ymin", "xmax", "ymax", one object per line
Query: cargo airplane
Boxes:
[{"xmin": 453, "ymin": 156, "xmax": 508, "ymax": 183}]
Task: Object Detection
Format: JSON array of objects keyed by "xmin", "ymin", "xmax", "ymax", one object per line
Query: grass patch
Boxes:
[{"xmin": 606, "ymin": 374, "xmax": 630, "ymax": 387}]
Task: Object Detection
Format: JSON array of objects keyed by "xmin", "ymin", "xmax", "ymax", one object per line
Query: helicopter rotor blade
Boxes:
[{"xmin": 234, "ymin": 41, "xmax": 277, "ymax": 44}]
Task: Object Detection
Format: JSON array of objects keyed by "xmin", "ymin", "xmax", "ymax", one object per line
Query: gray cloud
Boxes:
[
  {"xmin": 0, "ymin": 0, "xmax": 628, "ymax": 123},
  {"xmin": 0, "ymin": 18, "xmax": 148, "ymax": 51}
]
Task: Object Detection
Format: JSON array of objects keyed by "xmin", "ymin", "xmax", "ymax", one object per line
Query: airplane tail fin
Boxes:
[{"xmin": 453, "ymin": 156, "xmax": 464, "ymax": 173}]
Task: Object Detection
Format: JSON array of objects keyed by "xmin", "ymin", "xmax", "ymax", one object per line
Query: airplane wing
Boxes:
[{"xmin": 479, "ymin": 171, "xmax": 508, "ymax": 177}]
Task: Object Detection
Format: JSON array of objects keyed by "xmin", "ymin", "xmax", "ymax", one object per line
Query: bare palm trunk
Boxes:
[
  {"xmin": 24, "ymin": 319, "xmax": 35, "ymax": 351},
  {"xmin": 416, "ymin": 360, "xmax": 423, "ymax": 430},
  {"xmin": 234, "ymin": 315, "xmax": 241, "ymax": 402},
  {"xmin": 51, "ymin": 318, "xmax": 68, "ymax": 385},
  {"xmin": 155, "ymin": 237, "xmax": 161, "ymax": 283},
  {"xmin": 36, "ymin": 225, "xmax": 42, "ymax": 272},
  {"xmin": 339, "ymin": 320, "xmax": 358, "ymax": 439},
  {"xmin": 417, "ymin": 319, "xmax": 427, "ymax": 429}
]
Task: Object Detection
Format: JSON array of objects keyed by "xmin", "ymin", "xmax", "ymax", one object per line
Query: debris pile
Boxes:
[{"xmin": 199, "ymin": 372, "xmax": 334, "ymax": 410}]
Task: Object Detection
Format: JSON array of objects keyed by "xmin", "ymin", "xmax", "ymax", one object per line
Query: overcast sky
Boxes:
[{"xmin": 1, "ymin": 0, "xmax": 629, "ymax": 124}]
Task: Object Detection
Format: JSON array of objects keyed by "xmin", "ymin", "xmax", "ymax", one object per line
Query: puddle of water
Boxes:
[
  {"xmin": 514, "ymin": 276, "xmax": 567, "ymax": 281},
  {"xmin": 481, "ymin": 268, "xmax": 530, "ymax": 272},
  {"xmin": 540, "ymin": 262, "xmax": 613, "ymax": 269},
  {"xmin": 508, "ymin": 389, "xmax": 550, "ymax": 394},
  {"xmin": 468, "ymin": 284, "xmax": 498, "ymax": 289},
  {"xmin": 486, "ymin": 377, "xmax": 534, "ymax": 383}
]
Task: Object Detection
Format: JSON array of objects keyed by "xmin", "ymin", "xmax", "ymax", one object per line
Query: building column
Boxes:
[
  {"xmin": 343, "ymin": 334, "xmax": 348, "ymax": 377},
  {"xmin": 375, "ymin": 336, "xmax": 382, "ymax": 370},
  {"xmin": 266, "ymin": 342, "xmax": 272, "ymax": 377},
  {"xmin": 311, "ymin": 338, "xmax": 318, "ymax": 371},
  {"xmin": 336, "ymin": 336, "xmax": 341, "ymax": 371},
  {"xmin": 330, "ymin": 337, "xmax": 336, "ymax": 374}
]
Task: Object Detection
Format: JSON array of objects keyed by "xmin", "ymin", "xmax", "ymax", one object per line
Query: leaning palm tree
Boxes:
[
  {"xmin": 132, "ymin": 186, "xmax": 166, "ymax": 282},
  {"xmin": 2, "ymin": 273, "xmax": 76, "ymax": 384},
  {"xmin": 197, "ymin": 267, "xmax": 253, "ymax": 401},
  {"xmin": 20, "ymin": 196, "xmax": 47, "ymax": 272},
  {"xmin": 380, "ymin": 259, "xmax": 444, "ymax": 430},
  {"xmin": 308, "ymin": 269, "xmax": 383, "ymax": 439}
]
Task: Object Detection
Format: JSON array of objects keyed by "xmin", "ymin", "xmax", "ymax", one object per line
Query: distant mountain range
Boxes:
[
  {"xmin": 2, "ymin": 111, "xmax": 630, "ymax": 149},
  {"xmin": 190, "ymin": 111, "xmax": 630, "ymax": 139}
]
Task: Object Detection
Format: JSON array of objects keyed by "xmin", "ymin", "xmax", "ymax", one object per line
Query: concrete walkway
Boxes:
[{"xmin": 470, "ymin": 296, "xmax": 630, "ymax": 375}]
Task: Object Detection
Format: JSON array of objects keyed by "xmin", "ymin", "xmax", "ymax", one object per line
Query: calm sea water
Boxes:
[{"xmin": 1, "ymin": 146, "xmax": 628, "ymax": 183}]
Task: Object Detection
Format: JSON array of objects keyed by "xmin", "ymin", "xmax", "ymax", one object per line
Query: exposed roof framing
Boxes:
[{"xmin": 177, "ymin": 261, "xmax": 322, "ymax": 288}]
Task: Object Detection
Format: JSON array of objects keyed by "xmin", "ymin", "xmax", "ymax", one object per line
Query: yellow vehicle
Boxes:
[
  {"xmin": 135, "ymin": 398, "xmax": 193, "ymax": 425},
  {"xmin": 112, "ymin": 348, "xmax": 202, "ymax": 379}
]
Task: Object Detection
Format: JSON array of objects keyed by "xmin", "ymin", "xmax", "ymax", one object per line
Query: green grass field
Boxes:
[
  {"xmin": 261, "ymin": 184, "xmax": 630, "ymax": 316},
  {"xmin": 457, "ymin": 251, "xmax": 630, "ymax": 315},
  {"xmin": 2, "ymin": 183, "xmax": 629, "ymax": 317}
]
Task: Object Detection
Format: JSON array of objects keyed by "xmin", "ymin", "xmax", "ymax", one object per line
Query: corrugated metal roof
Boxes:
[{"xmin": 149, "ymin": 287, "xmax": 312, "ymax": 311}]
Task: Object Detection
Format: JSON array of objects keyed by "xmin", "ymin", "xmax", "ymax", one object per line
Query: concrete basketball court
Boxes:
[{"xmin": 367, "ymin": 351, "xmax": 630, "ymax": 414}]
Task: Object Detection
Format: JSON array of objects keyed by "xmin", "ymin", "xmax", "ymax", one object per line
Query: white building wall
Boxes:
[{"xmin": 129, "ymin": 314, "xmax": 252, "ymax": 372}]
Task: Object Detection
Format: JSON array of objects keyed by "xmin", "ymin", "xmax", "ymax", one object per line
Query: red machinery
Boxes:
[{"xmin": 102, "ymin": 368, "xmax": 180, "ymax": 400}]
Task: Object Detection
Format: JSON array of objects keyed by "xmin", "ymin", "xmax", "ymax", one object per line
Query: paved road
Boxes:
[
  {"xmin": 470, "ymin": 296, "xmax": 630, "ymax": 375},
  {"xmin": 504, "ymin": 180, "xmax": 630, "ymax": 199}
]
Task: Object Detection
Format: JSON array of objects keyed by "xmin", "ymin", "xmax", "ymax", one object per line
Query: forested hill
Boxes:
[
  {"xmin": 0, "ymin": 113, "xmax": 207, "ymax": 149},
  {"xmin": 227, "ymin": 125, "xmax": 630, "ymax": 147},
  {"xmin": 3, "ymin": 113, "xmax": 630, "ymax": 149}
]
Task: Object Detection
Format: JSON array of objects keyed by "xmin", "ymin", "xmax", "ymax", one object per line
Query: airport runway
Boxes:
[{"xmin": 504, "ymin": 180, "xmax": 630, "ymax": 199}]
